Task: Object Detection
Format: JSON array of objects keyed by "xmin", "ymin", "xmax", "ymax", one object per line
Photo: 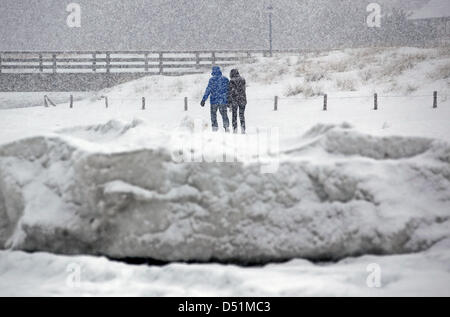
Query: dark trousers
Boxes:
[
  {"xmin": 211, "ymin": 104, "xmax": 229, "ymax": 131},
  {"xmin": 231, "ymin": 103, "xmax": 246, "ymax": 133}
]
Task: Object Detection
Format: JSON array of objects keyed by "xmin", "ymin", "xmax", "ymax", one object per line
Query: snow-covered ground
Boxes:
[
  {"xmin": 1, "ymin": 237, "xmax": 450, "ymax": 296},
  {"xmin": 0, "ymin": 92, "xmax": 93, "ymax": 110},
  {"xmin": 0, "ymin": 47, "xmax": 449, "ymax": 296}
]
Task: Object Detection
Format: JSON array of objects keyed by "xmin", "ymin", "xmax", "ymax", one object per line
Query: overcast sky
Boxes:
[{"xmin": 0, "ymin": 0, "xmax": 436, "ymax": 51}]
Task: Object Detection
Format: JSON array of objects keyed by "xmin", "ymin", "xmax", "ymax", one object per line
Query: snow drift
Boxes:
[
  {"xmin": 2, "ymin": 238, "xmax": 450, "ymax": 296},
  {"xmin": 1, "ymin": 120, "xmax": 449, "ymax": 262}
]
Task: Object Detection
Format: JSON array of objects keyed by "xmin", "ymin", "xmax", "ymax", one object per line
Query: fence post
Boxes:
[
  {"xmin": 374, "ymin": 93, "xmax": 378, "ymax": 110},
  {"xmin": 106, "ymin": 52, "xmax": 111, "ymax": 73},
  {"xmin": 212, "ymin": 52, "xmax": 216, "ymax": 66},
  {"xmin": 70, "ymin": 95, "xmax": 73, "ymax": 108},
  {"xmin": 195, "ymin": 52, "xmax": 200, "ymax": 69},
  {"xmin": 44, "ymin": 95, "xmax": 49, "ymax": 107},
  {"xmin": 92, "ymin": 53, "xmax": 97, "ymax": 72},
  {"xmin": 142, "ymin": 97, "xmax": 145, "ymax": 110},
  {"xmin": 39, "ymin": 54, "xmax": 43, "ymax": 72},
  {"xmin": 159, "ymin": 52, "xmax": 163, "ymax": 75},
  {"xmin": 52, "ymin": 54, "xmax": 57, "ymax": 73},
  {"xmin": 101, "ymin": 96, "xmax": 108, "ymax": 108},
  {"xmin": 144, "ymin": 53, "xmax": 149, "ymax": 72},
  {"xmin": 323, "ymin": 94, "xmax": 327, "ymax": 111},
  {"xmin": 184, "ymin": 97, "xmax": 188, "ymax": 111},
  {"xmin": 0, "ymin": 53, "xmax": 2, "ymax": 73},
  {"xmin": 274, "ymin": 96, "xmax": 278, "ymax": 111},
  {"xmin": 433, "ymin": 91, "xmax": 438, "ymax": 109}
]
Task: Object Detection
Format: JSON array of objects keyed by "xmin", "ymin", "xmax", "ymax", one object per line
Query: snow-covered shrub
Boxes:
[
  {"xmin": 436, "ymin": 47, "xmax": 450, "ymax": 58},
  {"xmin": 379, "ymin": 53, "xmax": 427, "ymax": 78},
  {"xmin": 285, "ymin": 83, "xmax": 323, "ymax": 97},
  {"xmin": 352, "ymin": 47, "xmax": 385, "ymax": 60},
  {"xmin": 428, "ymin": 63, "xmax": 450, "ymax": 80},
  {"xmin": 404, "ymin": 84, "xmax": 418, "ymax": 94},
  {"xmin": 336, "ymin": 78, "xmax": 357, "ymax": 91},
  {"xmin": 359, "ymin": 69, "xmax": 373, "ymax": 83},
  {"xmin": 294, "ymin": 62, "xmax": 312, "ymax": 77},
  {"xmin": 285, "ymin": 84, "xmax": 303, "ymax": 96},
  {"xmin": 327, "ymin": 60, "xmax": 350, "ymax": 73},
  {"xmin": 305, "ymin": 71, "xmax": 328, "ymax": 82},
  {"xmin": 245, "ymin": 59, "xmax": 289, "ymax": 84}
]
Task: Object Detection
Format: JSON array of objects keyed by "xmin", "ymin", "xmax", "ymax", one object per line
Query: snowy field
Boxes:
[{"xmin": 0, "ymin": 47, "xmax": 449, "ymax": 296}]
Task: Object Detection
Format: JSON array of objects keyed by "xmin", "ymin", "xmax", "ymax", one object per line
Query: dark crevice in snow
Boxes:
[
  {"xmin": 108, "ymin": 256, "xmax": 170, "ymax": 266},
  {"xmin": 108, "ymin": 256, "xmax": 295, "ymax": 267}
]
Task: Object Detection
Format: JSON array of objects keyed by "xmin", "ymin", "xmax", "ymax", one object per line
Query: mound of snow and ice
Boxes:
[{"xmin": 0, "ymin": 121, "xmax": 449, "ymax": 262}]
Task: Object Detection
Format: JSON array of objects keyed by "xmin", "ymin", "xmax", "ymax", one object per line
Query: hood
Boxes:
[
  {"xmin": 230, "ymin": 69, "xmax": 240, "ymax": 78},
  {"xmin": 211, "ymin": 66, "xmax": 222, "ymax": 77}
]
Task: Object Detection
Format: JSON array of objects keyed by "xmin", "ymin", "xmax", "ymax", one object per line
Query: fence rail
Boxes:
[{"xmin": 0, "ymin": 50, "xmax": 270, "ymax": 91}]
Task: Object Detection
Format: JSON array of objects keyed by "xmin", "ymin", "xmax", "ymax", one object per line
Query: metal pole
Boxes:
[{"xmin": 269, "ymin": 11, "xmax": 273, "ymax": 57}]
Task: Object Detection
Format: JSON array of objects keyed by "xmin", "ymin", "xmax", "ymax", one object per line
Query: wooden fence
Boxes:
[
  {"xmin": 0, "ymin": 50, "xmax": 281, "ymax": 92},
  {"xmin": 0, "ymin": 50, "xmax": 274, "ymax": 75},
  {"xmin": 43, "ymin": 91, "xmax": 444, "ymax": 111}
]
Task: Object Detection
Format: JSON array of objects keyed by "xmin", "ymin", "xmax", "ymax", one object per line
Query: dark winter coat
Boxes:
[
  {"xmin": 202, "ymin": 66, "xmax": 229, "ymax": 105},
  {"xmin": 228, "ymin": 69, "xmax": 247, "ymax": 106}
]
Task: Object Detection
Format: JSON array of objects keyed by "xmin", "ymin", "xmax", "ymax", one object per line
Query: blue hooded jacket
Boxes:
[{"xmin": 202, "ymin": 66, "xmax": 229, "ymax": 105}]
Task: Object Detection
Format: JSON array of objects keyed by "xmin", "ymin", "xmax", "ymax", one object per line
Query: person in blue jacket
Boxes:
[{"xmin": 200, "ymin": 66, "xmax": 230, "ymax": 132}]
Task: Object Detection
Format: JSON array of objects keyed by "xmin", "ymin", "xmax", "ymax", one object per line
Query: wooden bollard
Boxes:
[
  {"xmin": 433, "ymin": 91, "xmax": 437, "ymax": 109},
  {"xmin": 101, "ymin": 96, "xmax": 108, "ymax": 108},
  {"xmin": 184, "ymin": 97, "xmax": 188, "ymax": 111},
  {"xmin": 274, "ymin": 96, "xmax": 278, "ymax": 111},
  {"xmin": 142, "ymin": 97, "xmax": 146, "ymax": 110},
  {"xmin": 70, "ymin": 95, "xmax": 73, "ymax": 108},
  {"xmin": 374, "ymin": 93, "xmax": 378, "ymax": 110},
  {"xmin": 323, "ymin": 94, "xmax": 327, "ymax": 111}
]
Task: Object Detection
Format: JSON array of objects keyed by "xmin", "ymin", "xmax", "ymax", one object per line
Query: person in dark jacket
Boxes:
[
  {"xmin": 201, "ymin": 66, "xmax": 230, "ymax": 132},
  {"xmin": 228, "ymin": 69, "xmax": 247, "ymax": 134}
]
